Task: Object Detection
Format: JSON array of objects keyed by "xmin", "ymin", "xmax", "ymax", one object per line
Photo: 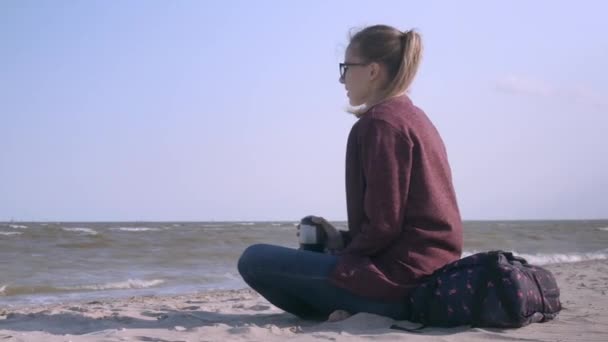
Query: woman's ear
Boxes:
[{"xmin": 368, "ymin": 62, "xmax": 382, "ymax": 82}]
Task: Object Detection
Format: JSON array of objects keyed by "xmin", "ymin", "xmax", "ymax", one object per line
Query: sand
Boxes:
[{"xmin": 1, "ymin": 259, "xmax": 606, "ymax": 342}]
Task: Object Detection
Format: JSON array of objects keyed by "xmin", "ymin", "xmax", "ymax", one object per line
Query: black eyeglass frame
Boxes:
[{"xmin": 339, "ymin": 62, "xmax": 368, "ymax": 79}]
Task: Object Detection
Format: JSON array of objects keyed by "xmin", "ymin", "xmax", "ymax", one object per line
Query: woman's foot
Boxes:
[{"xmin": 327, "ymin": 310, "xmax": 352, "ymax": 322}]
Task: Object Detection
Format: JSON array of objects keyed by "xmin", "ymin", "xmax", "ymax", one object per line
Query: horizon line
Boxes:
[{"xmin": 2, "ymin": 218, "xmax": 607, "ymax": 223}]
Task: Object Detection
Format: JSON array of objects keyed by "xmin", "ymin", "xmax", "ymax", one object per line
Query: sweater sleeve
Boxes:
[{"xmin": 341, "ymin": 119, "xmax": 413, "ymax": 256}]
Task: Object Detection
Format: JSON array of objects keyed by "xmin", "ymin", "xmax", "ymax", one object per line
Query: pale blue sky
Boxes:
[{"xmin": 1, "ymin": 0, "xmax": 606, "ymax": 221}]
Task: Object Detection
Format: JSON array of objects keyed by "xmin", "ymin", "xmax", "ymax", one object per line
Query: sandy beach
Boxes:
[{"xmin": 1, "ymin": 259, "xmax": 606, "ymax": 342}]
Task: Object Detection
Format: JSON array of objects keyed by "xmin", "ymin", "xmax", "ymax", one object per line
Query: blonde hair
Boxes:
[{"xmin": 346, "ymin": 25, "xmax": 423, "ymax": 116}]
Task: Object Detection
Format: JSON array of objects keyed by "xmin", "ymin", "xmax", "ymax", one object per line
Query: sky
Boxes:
[{"xmin": 1, "ymin": 0, "xmax": 607, "ymax": 222}]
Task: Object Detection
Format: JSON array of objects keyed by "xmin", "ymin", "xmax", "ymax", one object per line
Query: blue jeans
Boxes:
[{"xmin": 237, "ymin": 244, "xmax": 407, "ymax": 320}]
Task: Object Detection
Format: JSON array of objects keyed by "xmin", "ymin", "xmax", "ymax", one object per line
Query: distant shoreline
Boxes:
[{"xmin": 3, "ymin": 218, "xmax": 608, "ymax": 223}]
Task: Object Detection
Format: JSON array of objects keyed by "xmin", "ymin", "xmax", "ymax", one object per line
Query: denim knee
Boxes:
[{"xmin": 237, "ymin": 243, "xmax": 269, "ymax": 280}]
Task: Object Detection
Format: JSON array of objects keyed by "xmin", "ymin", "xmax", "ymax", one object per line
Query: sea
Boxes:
[{"xmin": 1, "ymin": 220, "xmax": 607, "ymax": 307}]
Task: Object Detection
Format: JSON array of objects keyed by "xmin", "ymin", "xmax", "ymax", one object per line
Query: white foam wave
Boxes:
[
  {"xmin": 8, "ymin": 224, "xmax": 28, "ymax": 229},
  {"xmin": 0, "ymin": 231, "xmax": 23, "ymax": 236},
  {"xmin": 238, "ymin": 222, "xmax": 255, "ymax": 226},
  {"xmin": 222, "ymin": 272, "xmax": 240, "ymax": 280},
  {"xmin": 598, "ymin": 227, "xmax": 608, "ymax": 231},
  {"xmin": 63, "ymin": 279, "xmax": 165, "ymax": 291},
  {"xmin": 462, "ymin": 250, "xmax": 608, "ymax": 265},
  {"xmin": 110, "ymin": 227, "xmax": 161, "ymax": 232},
  {"xmin": 62, "ymin": 227, "xmax": 99, "ymax": 235},
  {"xmin": 271, "ymin": 223, "xmax": 282, "ymax": 226}
]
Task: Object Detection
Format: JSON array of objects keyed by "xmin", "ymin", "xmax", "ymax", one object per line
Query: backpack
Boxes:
[{"xmin": 391, "ymin": 251, "xmax": 562, "ymax": 330}]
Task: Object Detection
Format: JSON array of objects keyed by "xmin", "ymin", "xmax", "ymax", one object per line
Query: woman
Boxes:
[{"xmin": 238, "ymin": 25, "xmax": 463, "ymax": 321}]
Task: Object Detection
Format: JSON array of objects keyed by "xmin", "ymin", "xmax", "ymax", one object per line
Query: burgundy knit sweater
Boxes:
[{"xmin": 329, "ymin": 95, "xmax": 463, "ymax": 301}]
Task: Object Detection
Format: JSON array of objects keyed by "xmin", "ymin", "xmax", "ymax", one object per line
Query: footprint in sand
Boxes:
[
  {"xmin": 137, "ymin": 337, "xmax": 187, "ymax": 342},
  {"xmin": 141, "ymin": 311, "xmax": 169, "ymax": 320},
  {"xmin": 227, "ymin": 326, "xmax": 252, "ymax": 334},
  {"xmin": 179, "ymin": 306, "xmax": 200, "ymax": 310},
  {"xmin": 248, "ymin": 304, "xmax": 271, "ymax": 311}
]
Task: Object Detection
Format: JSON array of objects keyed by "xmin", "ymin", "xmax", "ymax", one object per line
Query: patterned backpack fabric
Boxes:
[{"xmin": 396, "ymin": 251, "xmax": 562, "ymax": 329}]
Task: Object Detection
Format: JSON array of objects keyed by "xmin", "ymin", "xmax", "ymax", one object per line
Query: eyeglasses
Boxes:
[{"xmin": 339, "ymin": 62, "xmax": 368, "ymax": 79}]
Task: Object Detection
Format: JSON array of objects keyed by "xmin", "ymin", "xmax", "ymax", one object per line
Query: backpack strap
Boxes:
[
  {"xmin": 471, "ymin": 252, "xmax": 517, "ymax": 327},
  {"xmin": 479, "ymin": 252, "xmax": 528, "ymax": 327},
  {"xmin": 532, "ymin": 272, "xmax": 547, "ymax": 313},
  {"xmin": 470, "ymin": 264, "xmax": 496, "ymax": 326},
  {"xmin": 501, "ymin": 251, "xmax": 529, "ymax": 266}
]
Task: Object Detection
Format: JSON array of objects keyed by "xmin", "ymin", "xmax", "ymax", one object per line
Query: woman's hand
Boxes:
[{"xmin": 310, "ymin": 216, "xmax": 344, "ymax": 253}]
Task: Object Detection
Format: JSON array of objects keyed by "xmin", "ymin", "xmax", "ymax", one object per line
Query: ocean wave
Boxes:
[
  {"xmin": 62, "ymin": 227, "xmax": 99, "ymax": 235},
  {"xmin": 598, "ymin": 227, "xmax": 608, "ymax": 231},
  {"xmin": 8, "ymin": 224, "xmax": 28, "ymax": 229},
  {"xmin": 462, "ymin": 250, "xmax": 608, "ymax": 265},
  {"xmin": 56, "ymin": 241, "xmax": 110, "ymax": 249},
  {"xmin": 63, "ymin": 279, "xmax": 165, "ymax": 291},
  {"xmin": 238, "ymin": 222, "xmax": 255, "ymax": 226},
  {"xmin": 110, "ymin": 227, "xmax": 161, "ymax": 232},
  {"xmin": 0, "ymin": 231, "xmax": 23, "ymax": 236},
  {"xmin": 222, "ymin": 272, "xmax": 240, "ymax": 280},
  {"xmin": 0, "ymin": 279, "xmax": 165, "ymax": 297}
]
